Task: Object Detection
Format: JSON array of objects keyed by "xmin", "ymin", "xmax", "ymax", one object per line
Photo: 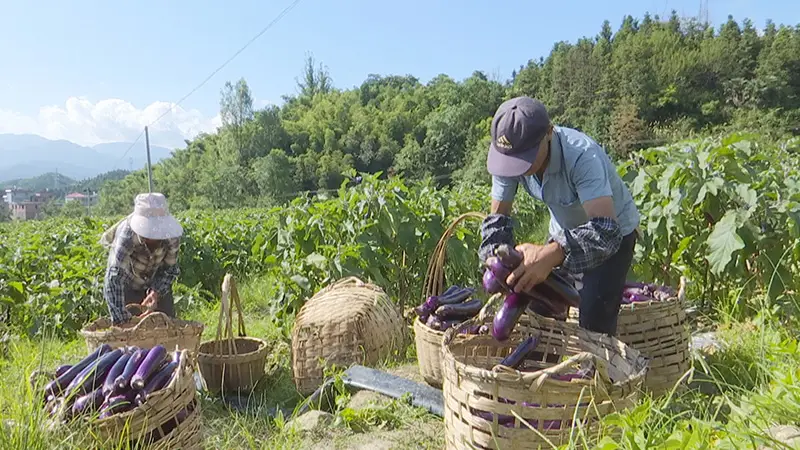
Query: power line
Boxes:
[{"xmin": 114, "ymin": 0, "xmax": 303, "ymax": 169}]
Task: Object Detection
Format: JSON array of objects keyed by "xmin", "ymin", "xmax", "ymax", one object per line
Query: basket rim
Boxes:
[
  {"xmin": 442, "ymin": 314, "xmax": 649, "ymax": 390},
  {"xmin": 197, "ymin": 336, "xmax": 270, "ymax": 358},
  {"xmin": 80, "ymin": 317, "xmax": 205, "ymax": 336}
]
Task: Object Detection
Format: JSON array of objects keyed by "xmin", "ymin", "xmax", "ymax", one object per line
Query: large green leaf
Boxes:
[{"xmin": 706, "ymin": 210, "xmax": 746, "ymax": 274}]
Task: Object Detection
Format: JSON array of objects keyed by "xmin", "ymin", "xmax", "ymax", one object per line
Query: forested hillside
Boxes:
[{"xmin": 97, "ymin": 13, "xmax": 800, "ymax": 214}]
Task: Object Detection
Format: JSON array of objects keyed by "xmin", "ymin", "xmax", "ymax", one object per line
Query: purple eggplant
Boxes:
[
  {"xmin": 422, "ymin": 296, "xmax": 439, "ymax": 312},
  {"xmin": 72, "ymin": 349, "xmax": 123, "ymax": 396},
  {"xmin": 498, "ymin": 335, "xmax": 540, "ymax": 369},
  {"xmin": 437, "ymin": 287, "xmax": 475, "ymax": 305},
  {"xmin": 44, "ymin": 344, "xmax": 112, "ymax": 397},
  {"xmin": 495, "ymin": 244, "xmax": 523, "ymax": 269},
  {"xmin": 482, "ymin": 269, "xmax": 504, "ymax": 294},
  {"xmin": 441, "ymin": 285, "xmax": 460, "ymax": 297},
  {"xmin": 628, "ymin": 294, "xmax": 654, "ymax": 303},
  {"xmin": 435, "ymin": 298, "xmax": 482, "ymax": 319},
  {"xmin": 492, "ymin": 292, "xmax": 531, "ymax": 341},
  {"xmin": 62, "ymin": 349, "xmax": 121, "ymax": 399},
  {"xmin": 413, "ymin": 304, "xmax": 431, "ymax": 321},
  {"xmin": 539, "ymin": 272, "xmax": 581, "ymax": 308},
  {"xmin": 426, "ymin": 315, "xmax": 442, "ymax": 330},
  {"xmin": 486, "ymin": 257, "xmax": 512, "ymax": 288},
  {"xmin": 99, "ymin": 391, "xmax": 137, "ymax": 419},
  {"xmin": 55, "ymin": 364, "xmax": 72, "ymax": 378},
  {"xmin": 72, "ymin": 388, "xmax": 105, "ymax": 416},
  {"xmin": 624, "ymin": 281, "xmax": 647, "ymax": 289},
  {"xmin": 116, "ymin": 348, "xmax": 148, "ymax": 390},
  {"xmin": 132, "ymin": 345, "xmax": 166, "ymax": 390},
  {"xmin": 103, "ymin": 352, "xmax": 132, "ymax": 396},
  {"xmin": 134, "ymin": 361, "xmax": 178, "ymax": 406}
]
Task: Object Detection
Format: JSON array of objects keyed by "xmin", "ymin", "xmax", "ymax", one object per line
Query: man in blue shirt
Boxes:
[{"xmin": 479, "ymin": 96, "xmax": 640, "ymax": 336}]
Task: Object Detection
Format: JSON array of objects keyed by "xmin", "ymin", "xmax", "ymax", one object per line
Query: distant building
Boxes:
[
  {"xmin": 10, "ymin": 202, "xmax": 43, "ymax": 221},
  {"xmin": 65, "ymin": 192, "xmax": 98, "ymax": 207},
  {"xmin": 3, "ymin": 188, "xmax": 57, "ymax": 221},
  {"xmin": 3, "ymin": 188, "xmax": 32, "ymax": 205}
]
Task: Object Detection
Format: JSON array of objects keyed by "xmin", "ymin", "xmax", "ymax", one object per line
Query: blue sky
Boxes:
[{"xmin": 0, "ymin": 0, "xmax": 796, "ymax": 148}]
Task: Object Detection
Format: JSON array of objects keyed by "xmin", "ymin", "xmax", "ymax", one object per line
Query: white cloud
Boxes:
[{"xmin": 0, "ymin": 97, "xmax": 222, "ymax": 149}]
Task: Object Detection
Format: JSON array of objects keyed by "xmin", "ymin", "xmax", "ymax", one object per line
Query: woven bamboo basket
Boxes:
[
  {"xmin": 91, "ymin": 349, "xmax": 203, "ymax": 449},
  {"xmin": 442, "ymin": 299, "xmax": 648, "ymax": 450},
  {"xmin": 568, "ymin": 276, "xmax": 690, "ymax": 397},
  {"xmin": 197, "ymin": 274, "xmax": 270, "ymax": 395},
  {"xmin": 414, "ymin": 212, "xmax": 487, "ymax": 388},
  {"xmin": 291, "ymin": 276, "xmax": 405, "ymax": 395},
  {"xmin": 80, "ymin": 305, "xmax": 204, "ymax": 354}
]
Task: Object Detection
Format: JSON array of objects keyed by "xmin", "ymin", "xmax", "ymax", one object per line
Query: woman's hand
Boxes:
[
  {"xmin": 506, "ymin": 242, "xmax": 565, "ymax": 294},
  {"xmin": 142, "ymin": 289, "xmax": 159, "ymax": 311}
]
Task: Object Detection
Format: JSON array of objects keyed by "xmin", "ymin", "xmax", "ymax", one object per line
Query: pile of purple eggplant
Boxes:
[
  {"xmin": 414, "ymin": 285, "xmax": 486, "ymax": 333},
  {"xmin": 622, "ymin": 281, "xmax": 676, "ymax": 304},
  {"xmin": 39, "ymin": 344, "xmax": 184, "ymax": 424},
  {"xmin": 482, "ymin": 245, "xmax": 581, "ymax": 341}
]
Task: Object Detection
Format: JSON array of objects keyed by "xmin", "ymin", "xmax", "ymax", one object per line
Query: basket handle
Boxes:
[
  {"xmin": 421, "ymin": 212, "xmax": 488, "ymax": 308},
  {"xmin": 214, "ymin": 274, "xmax": 247, "ymax": 356},
  {"xmin": 677, "ymin": 276, "xmax": 687, "ymax": 302},
  {"xmin": 128, "ymin": 311, "xmax": 173, "ymax": 331}
]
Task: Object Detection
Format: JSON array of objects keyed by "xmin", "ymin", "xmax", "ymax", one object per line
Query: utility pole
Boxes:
[{"xmin": 145, "ymin": 126, "xmax": 154, "ymax": 193}]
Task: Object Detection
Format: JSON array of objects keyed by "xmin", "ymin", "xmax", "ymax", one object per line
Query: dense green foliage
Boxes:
[
  {"xmin": 3, "ymin": 133, "xmax": 799, "ymax": 338},
  {"xmin": 627, "ymin": 133, "xmax": 800, "ymax": 322},
  {"xmin": 0, "ymin": 174, "xmax": 543, "ymax": 337},
  {"xmin": 96, "ymin": 14, "xmax": 800, "ymax": 214}
]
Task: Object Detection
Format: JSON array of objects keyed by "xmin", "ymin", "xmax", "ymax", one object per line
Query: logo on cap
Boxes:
[{"xmin": 496, "ymin": 135, "xmax": 512, "ymax": 149}]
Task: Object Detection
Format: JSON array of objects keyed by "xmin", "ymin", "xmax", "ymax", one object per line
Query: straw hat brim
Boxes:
[{"xmin": 130, "ymin": 214, "xmax": 183, "ymax": 240}]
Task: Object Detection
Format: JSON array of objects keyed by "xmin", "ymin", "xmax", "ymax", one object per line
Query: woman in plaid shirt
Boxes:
[{"xmin": 100, "ymin": 193, "xmax": 184, "ymax": 325}]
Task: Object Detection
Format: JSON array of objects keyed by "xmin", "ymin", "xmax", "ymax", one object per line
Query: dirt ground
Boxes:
[{"xmin": 291, "ymin": 363, "xmax": 445, "ymax": 450}]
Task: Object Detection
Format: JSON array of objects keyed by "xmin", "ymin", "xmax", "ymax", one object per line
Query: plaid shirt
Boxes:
[
  {"xmin": 548, "ymin": 217, "xmax": 622, "ymax": 273},
  {"xmin": 479, "ymin": 214, "xmax": 621, "ymax": 274},
  {"xmin": 103, "ymin": 218, "xmax": 180, "ymax": 324}
]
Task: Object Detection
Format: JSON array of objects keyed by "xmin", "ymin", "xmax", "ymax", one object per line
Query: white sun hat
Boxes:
[{"xmin": 129, "ymin": 193, "xmax": 183, "ymax": 240}]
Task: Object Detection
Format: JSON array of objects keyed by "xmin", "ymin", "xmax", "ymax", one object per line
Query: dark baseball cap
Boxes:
[{"xmin": 487, "ymin": 96, "xmax": 551, "ymax": 177}]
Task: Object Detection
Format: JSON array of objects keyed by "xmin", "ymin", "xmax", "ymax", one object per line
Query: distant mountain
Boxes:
[
  {"xmin": 0, "ymin": 134, "xmax": 174, "ymax": 182},
  {"xmin": 1, "ymin": 172, "xmax": 75, "ymax": 191},
  {"xmin": 1, "ymin": 169, "xmax": 131, "ymax": 196}
]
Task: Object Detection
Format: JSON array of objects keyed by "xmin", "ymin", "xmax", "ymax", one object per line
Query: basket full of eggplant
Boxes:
[
  {"xmin": 33, "ymin": 344, "xmax": 202, "ymax": 449},
  {"xmin": 412, "ymin": 285, "xmax": 489, "ymax": 387}
]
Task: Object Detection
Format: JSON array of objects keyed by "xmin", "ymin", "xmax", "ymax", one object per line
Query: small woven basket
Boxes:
[
  {"xmin": 291, "ymin": 276, "xmax": 405, "ymax": 395},
  {"xmin": 91, "ymin": 350, "xmax": 203, "ymax": 449},
  {"xmin": 414, "ymin": 212, "xmax": 487, "ymax": 388},
  {"xmin": 80, "ymin": 305, "xmax": 204, "ymax": 354},
  {"xmin": 442, "ymin": 298, "xmax": 647, "ymax": 450},
  {"xmin": 569, "ymin": 276, "xmax": 690, "ymax": 397},
  {"xmin": 197, "ymin": 274, "xmax": 270, "ymax": 395}
]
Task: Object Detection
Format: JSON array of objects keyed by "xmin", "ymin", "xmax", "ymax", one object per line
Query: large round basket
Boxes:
[
  {"xmin": 414, "ymin": 212, "xmax": 487, "ymax": 388},
  {"xmin": 568, "ymin": 277, "xmax": 690, "ymax": 397},
  {"xmin": 291, "ymin": 276, "xmax": 405, "ymax": 395},
  {"xmin": 91, "ymin": 350, "xmax": 203, "ymax": 449},
  {"xmin": 197, "ymin": 274, "xmax": 270, "ymax": 395},
  {"xmin": 80, "ymin": 305, "xmax": 204, "ymax": 354},
  {"xmin": 442, "ymin": 303, "xmax": 647, "ymax": 450}
]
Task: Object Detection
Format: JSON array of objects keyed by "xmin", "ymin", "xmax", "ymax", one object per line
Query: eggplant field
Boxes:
[{"xmin": 1, "ymin": 133, "xmax": 799, "ymax": 449}]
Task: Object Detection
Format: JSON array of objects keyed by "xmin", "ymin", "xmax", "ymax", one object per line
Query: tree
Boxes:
[
  {"xmin": 296, "ymin": 53, "xmax": 333, "ymax": 99},
  {"xmin": 61, "ymin": 200, "xmax": 87, "ymax": 218},
  {"xmin": 220, "ymin": 78, "xmax": 255, "ymax": 165}
]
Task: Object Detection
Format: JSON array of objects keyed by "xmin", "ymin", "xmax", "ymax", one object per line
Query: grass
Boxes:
[{"xmin": 2, "ymin": 257, "xmax": 800, "ymax": 448}]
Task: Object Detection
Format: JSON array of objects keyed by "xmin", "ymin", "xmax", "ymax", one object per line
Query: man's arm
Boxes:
[
  {"xmin": 545, "ymin": 150, "xmax": 623, "ymax": 273},
  {"xmin": 151, "ymin": 238, "xmax": 181, "ymax": 298},
  {"xmin": 104, "ymin": 224, "xmax": 135, "ymax": 325}
]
